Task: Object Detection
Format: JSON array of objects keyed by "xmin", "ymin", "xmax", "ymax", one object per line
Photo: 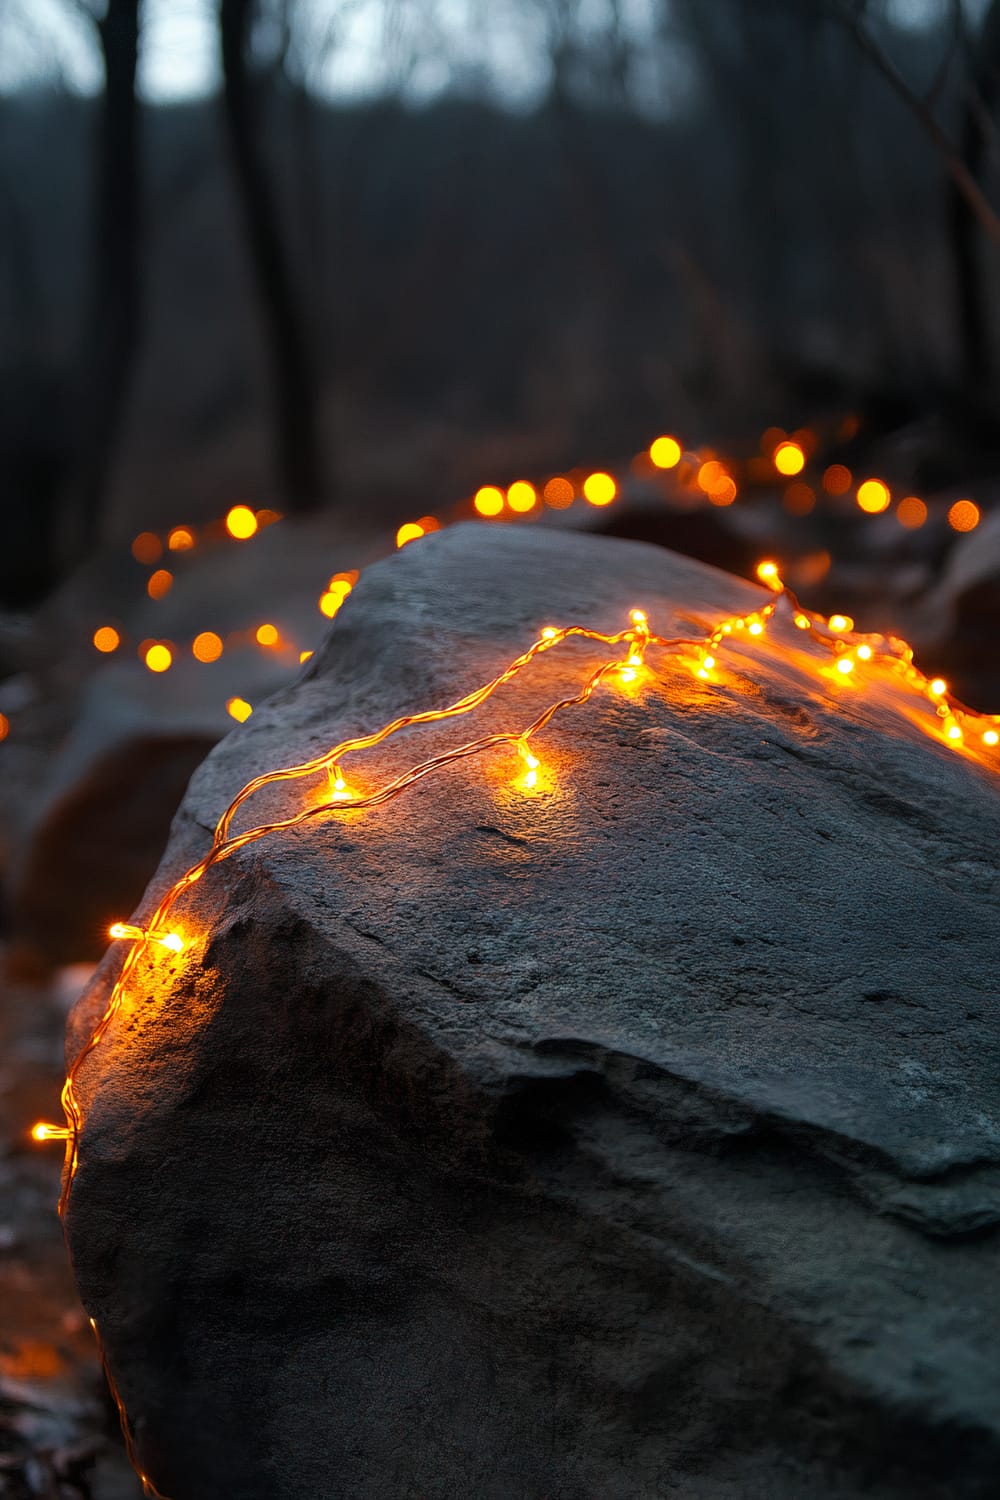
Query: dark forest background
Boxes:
[{"xmin": 3, "ymin": 0, "xmax": 1000, "ymax": 607}]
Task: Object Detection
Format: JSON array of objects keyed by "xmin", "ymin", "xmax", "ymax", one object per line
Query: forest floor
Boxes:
[{"xmin": 0, "ymin": 957, "xmax": 140, "ymax": 1498}]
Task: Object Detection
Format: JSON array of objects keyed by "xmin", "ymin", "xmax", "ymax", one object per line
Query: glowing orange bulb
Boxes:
[
  {"xmin": 507, "ymin": 481, "xmax": 537, "ymax": 513},
  {"xmin": 837, "ymin": 657, "xmax": 855, "ymax": 675},
  {"xmin": 473, "ymin": 486, "xmax": 504, "ymax": 518},
  {"xmin": 226, "ymin": 697, "xmax": 253, "ymax": 723},
  {"xmin": 930, "ymin": 678, "xmax": 947, "ymax": 697},
  {"xmin": 629, "ymin": 608, "xmax": 647, "ymax": 624},
  {"xmin": 330, "ymin": 768, "xmax": 351, "ymax": 802},
  {"xmin": 619, "ymin": 667, "xmax": 636, "ymax": 682},
  {"xmin": 327, "ymin": 577, "xmax": 353, "ymax": 596},
  {"xmin": 794, "ymin": 614, "xmax": 810, "ymax": 630},
  {"xmin": 948, "ymin": 499, "xmax": 980, "ymax": 532},
  {"xmin": 583, "ymin": 472, "xmax": 616, "ymax": 506},
  {"xmin": 32, "ymin": 1122, "xmax": 69, "ymax": 1142},
  {"xmin": 650, "ymin": 435, "xmax": 682, "ymax": 469},
  {"xmin": 0, "ymin": 712, "xmax": 8, "ymax": 742},
  {"xmin": 144, "ymin": 643, "xmax": 172, "ymax": 673},
  {"xmin": 299, "ymin": 649, "xmax": 313, "ymax": 663},
  {"xmin": 167, "ymin": 526, "xmax": 195, "ymax": 551},
  {"xmin": 896, "ymin": 496, "xmax": 927, "ymax": 529},
  {"xmin": 748, "ymin": 621, "xmax": 764, "ymax": 636},
  {"xmin": 857, "ymin": 479, "xmax": 890, "ymax": 514},
  {"xmin": 192, "ymin": 631, "xmax": 223, "ymax": 663},
  {"xmin": 319, "ymin": 591, "xmax": 342, "ymax": 618},
  {"xmin": 774, "ymin": 441, "xmax": 805, "ymax": 476},
  {"xmin": 946, "ymin": 723, "xmax": 963, "ymax": 742},
  {"xmin": 756, "ymin": 560, "xmax": 780, "ymax": 587},
  {"xmin": 703, "ymin": 655, "xmax": 716, "ymax": 670},
  {"xmin": 109, "ymin": 921, "xmax": 182, "ymax": 952},
  {"xmin": 543, "ymin": 477, "xmax": 574, "ymax": 508},
  {"xmin": 93, "ymin": 625, "xmax": 120, "ymax": 653},
  {"xmin": 857, "ymin": 644, "xmax": 873, "ymax": 660},
  {"xmin": 396, "ymin": 522, "xmax": 425, "ymax": 548},
  {"xmin": 225, "ymin": 505, "xmax": 258, "ymax": 540},
  {"xmin": 984, "ymin": 730, "xmax": 999, "ymax": 747},
  {"xmin": 541, "ymin": 627, "xmax": 558, "ymax": 640},
  {"xmin": 255, "ymin": 623, "xmax": 279, "ymax": 647},
  {"xmin": 828, "ymin": 615, "xmax": 852, "ymax": 633},
  {"xmin": 131, "ymin": 532, "xmax": 162, "ymax": 565}
]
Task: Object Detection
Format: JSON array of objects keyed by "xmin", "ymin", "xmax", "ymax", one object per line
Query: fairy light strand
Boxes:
[{"xmin": 31, "ymin": 561, "xmax": 1000, "ymax": 1499}]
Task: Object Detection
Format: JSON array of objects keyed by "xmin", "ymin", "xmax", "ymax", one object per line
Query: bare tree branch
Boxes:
[
  {"xmin": 924, "ymin": 0, "xmax": 964, "ymax": 110},
  {"xmin": 841, "ymin": 4, "xmax": 1000, "ymax": 245}
]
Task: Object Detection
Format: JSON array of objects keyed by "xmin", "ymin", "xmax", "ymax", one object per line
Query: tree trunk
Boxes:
[
  {"xmin": 948, "ymin": 0, "xmax": 1000, "ymax": 391},
  {"xmin": 220, "ymin": 0, "xmax": 326, "ymax": 512},
  {"xmin": 64, "ymin": 0, "xmax": 141, "ymax": 563}
]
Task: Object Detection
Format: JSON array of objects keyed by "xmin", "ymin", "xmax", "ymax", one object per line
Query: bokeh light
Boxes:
[
  {"xmin": 783, "ymin": 482, "xmax": 815, "ymax": 515},
  {"xmin": 650, "ymin": 435, "xmax": 682, "ymax": 469},
  {"xmin": 896, "ymin": 496, "xmax": 927, "ymax": 529},
  {"xmin": 708, "ymin": 476, "xmax": 737, "ymax": 506},
  {"xmin": 506, "ymin": 481, "xmax": 537, "ymax": 513},
  {"xmin": 147, "ymin": 568, "xmax": 173, "ymax": 600},
  {"xmin": 226, "ymin": 697, "xmax": 253, "ymax": 723},
  {"xmin": 144, "ymin": 643, "xmax": 173, "ymax": 673},
  {"xmin": 822, "ymin": 464, "xmax": 852, "ymax": 495},
  {"xmin": 857, "ymin": 479, "xmax": 891, "ymax": 513},
  {"xmin": 396, "ymin": 522, "xmax": 425, "ymax": 547},
  {"xmin": 773, "ymin": 441, "xmax": 805, "ymax": 476},
  {"xmin": 473, "ymin": 486, "xmax": 504, "ymax": 517},
  {"xmin": 697, "ymin": 460, "xmax": 724, "ymax": 493},
  {"xmin": 92, "ymin": 626, "xmax": 120, "ymax": 653},
  {"xmin": 167, "ymin": 526, "xmax": 195, "ymax": 551},
  {"xmin": 583, "ymin": 472, "xmax": 616, "ymax": 506},
  {"xmin": 948, "ymin": 499, "xmax": 980, "ymax": 532},
  {"xmin": 131, "ymin": 532, "xmax": 162, "ymax": 565},
  {"xmin": 543, "ymin": 477, "xmax": 574, "ymax": 508},
  {"xmin": 225, "ymin": 505, "xmax": 258, "ymax": 540},
  {"xmin": 192, "ymin": 631, "xmax": 223, "ymax": 663},
  {"xmin": 255, "ymin": 623, "xmax": 279, "ymax": 647}
]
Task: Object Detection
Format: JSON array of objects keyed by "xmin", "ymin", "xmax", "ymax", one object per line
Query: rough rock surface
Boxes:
[{"xmin": 66, "ymin": 524, "xmax": 1000, "ymax": 1499}]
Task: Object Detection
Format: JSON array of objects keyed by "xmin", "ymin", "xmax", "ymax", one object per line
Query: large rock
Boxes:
[{"xmin": 65, "ymin": 525, "xmax": 1000, "ymax": 1500}]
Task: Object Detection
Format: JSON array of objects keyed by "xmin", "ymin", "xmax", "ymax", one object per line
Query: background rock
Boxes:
[
  {"xmin": 66, "ymin": 524, "xmax": 1000, "ymax": 1499},
  {"xmin": 2, "ymin": 514, "xmax": 375, "ymax": 973}
]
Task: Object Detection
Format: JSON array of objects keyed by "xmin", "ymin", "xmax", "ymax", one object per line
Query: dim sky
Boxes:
[{"xmin": 0, "ymin": 0, "xmax": 984, "ymax": 106}]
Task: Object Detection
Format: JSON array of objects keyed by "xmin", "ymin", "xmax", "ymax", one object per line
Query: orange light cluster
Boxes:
[
  {"xmin": 318, "ymin": 571, "xmax": 358, "ymax": 618},
  {"xmin": 396, "ymin": 422, "xmax": 986, "ymax": 544}
]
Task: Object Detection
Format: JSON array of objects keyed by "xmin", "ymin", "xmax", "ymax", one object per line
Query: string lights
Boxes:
[
  {"xmin": 30, "ymin": 554, "xmax": 999, "ymax": 1497},
  {"xmin": 0, "ymin": 418, "xmax": 962, "ymax": 758}
]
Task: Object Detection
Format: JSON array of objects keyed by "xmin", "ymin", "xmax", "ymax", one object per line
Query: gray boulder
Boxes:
[{"xmin": 65, "ymin": 524, "xmax": 1000, "ymax": 1499}]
